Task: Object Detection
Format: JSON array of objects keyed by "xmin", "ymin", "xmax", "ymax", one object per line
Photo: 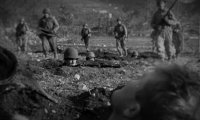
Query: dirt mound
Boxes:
[
  {"xmin": 68, "ymin": 87, "xmax": 114, "ymax": 120},
  {"xmin": 0, "ymin": 83, "xmax": 49, "ymax": 120}
]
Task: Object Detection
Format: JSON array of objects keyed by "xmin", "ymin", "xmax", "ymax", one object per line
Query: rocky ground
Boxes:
[{"xmin": 3, "ymin": 35, "xmax": 199, "ymax": 120}]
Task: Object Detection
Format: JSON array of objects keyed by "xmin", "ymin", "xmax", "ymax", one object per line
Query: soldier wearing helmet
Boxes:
[
  {"xmin": 114, "ymin": 18, "xmax": 128, "ymax": 57},
  {"xmin": 86, "ymin": 51, "xmax": 95, "ymax": 61},
  {"xmin": 172, "ymin": 22, "xmax": 183, "ymax": 58},
  {"xmin": 16, "ymin": 18, "xmax": 29, "ymax": 53},
  {"xmin": 64, "ymin": 47, "xmax": 79, "ymax": 66},
  {"xmin": 151, "ymin": 0, "xmax": 179, "ymax": 61},
  {"xmin": 81, "ymin": 23, "xmax": 92, "ymax": 51},
  {"xmin": 38, "ymin": 8, "xmax": 60, "ymax": 59}
]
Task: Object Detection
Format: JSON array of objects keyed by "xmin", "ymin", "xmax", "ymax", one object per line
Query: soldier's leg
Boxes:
[
  {"xmin": 40, "ymin": 35, "xmax": 49, "ymax": 58},
  {"xmin": 175, "ymin": 32, "xmax": 183, "ymax": 57},
  {"xmin": 16, "ymin": 37, "xmax": 21, "ymax": 52},
  {"xmin": 156, "ymin": 35, "xmax": 166, "ymax": 60},
  {"xmin": 84, "ymin": 38, "xmax": 89, "ymax": 51},
  {"xmin": 23, "ymin": 35, "xmax": 28, "ymax": 52},
  {"xmin": 164, "ymin": 28, "xmax": 175, "ymax": 60},
  {"xmin": 48, "ymin": 37, "xmax": 58, "ymax": 59},
  {"xmin": 120, "ymin": 38, "xmax": 127, "ymax": 56},
  {"xmin": 21, "ymin": 35, "xmax": 27, "ymax": 52},
  {"xmin": 116, "ymin": 39, "xmax": 122, "ymax": 56}
]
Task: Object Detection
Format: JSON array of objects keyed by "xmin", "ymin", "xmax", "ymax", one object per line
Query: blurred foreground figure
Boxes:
[
  {"xmin": 0, "ymin": 46, "xmax": 57, "ymax": 120},
  {"xmin": 64, "ymin": 47, "xmax": 79, "ymax": 66},
  {"xmin": 109, "ymin": 64, "xmax": 200, "ymax": 120},
  {"xmin": 81, "ymin": 24, "xmax": 92, "ymax": 51},
  {"xmin": 38, "ymin": 8, "xmax": 59, "ymax": 59},
  {"xmin": 151, "ymin": 0, "xmax": 179, "ymax": 60},
  {"xmin": 16, "ymin": 18, "xmax": 29, "ymax": 52},
  {"xmin": 114, "ymin": 18, "xmax": 128, "ymax": 57}
]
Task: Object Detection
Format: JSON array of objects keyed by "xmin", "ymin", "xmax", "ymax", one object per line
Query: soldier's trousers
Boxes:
[
  {"xmin": 173, "ymin": 31, "xmax": 182, "ymax": 57},
  {"xmin": 150, "ymin": 31, "xmax": 157, "ymax": 52},
  {"xmin": 39, "ymin": 35, "xmax": 57, "ymax": 57},
  {"xmin": 16, "ymin": 35, "xmax": 28, "ymax": 52},
  {"xmin": 116, "ymin": 37, "xmax": 126, "ymax": 49},
  {"xmin": 82, "ymin": 37, "xmax": 90, "ymax": 49},
  {"xmin": 155, "ymin": 27, "xmax": 175, "ymax": 60}
]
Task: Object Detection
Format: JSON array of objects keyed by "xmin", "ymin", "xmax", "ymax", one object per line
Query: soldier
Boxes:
[
  {"xmin": 150, "ymin": 30, "xmax": 157, "ymax": 53},
  {"xmin": 109, "ymin": 64, "xmax": 200, "ymax": 120},
  {"xmin": 81, "ymin": 24, "xmax": 92, "ymax": 51},
  {"xmin": 16, "ymin": 18, "xmax": 29, "ymax": 52},
  {"xmin": 173, "ymin": 22, "xmax": 183, "ymax": 58},
  {"xmin": 38, "ymin": 8, "xmax": 59, "ymax": 59},
  {"xmin": 86, "ymin": 51, "xmax": 95, "ymax": 61},
  {"xmin": 114, "ymin": 18, "xmax": 128, "ymax": 57},
  {"xmin": 64, "ymin": 47, "xmax": 79, "ymax": 67},
  {"xmin": 151, "ymin": 0, "xmax": 179, "ymax": 60}
]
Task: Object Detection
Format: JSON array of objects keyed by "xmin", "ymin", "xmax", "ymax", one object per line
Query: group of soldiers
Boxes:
[
  {"xmin": 1, "ymin": 0, "xmax": 200, "ymax": 120},
  {"xmin": 15, "ymin": 0, "xmax": 182, "ymax": 62},
  {"xmin": 15, "ymin": 7, "xmax": 128, "ymax": 60}
]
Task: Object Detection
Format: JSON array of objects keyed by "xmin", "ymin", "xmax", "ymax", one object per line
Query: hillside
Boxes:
[
  {"xmin": 0, "ymin": 0, "xmax": 198, "ymax": 35},
  {"xmin": 0, "ymin": 0, "xmax": 124, "ymax": 27}
]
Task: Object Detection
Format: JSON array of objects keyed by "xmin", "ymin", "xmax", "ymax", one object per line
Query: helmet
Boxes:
[
  {"xmin": 157, "ymin": 0, "xmax": 166, "ymax": 5},
  {"xmin": 0, "ymin": 46, "xmax": 17, "ymax": 81},
  {"xmin": 64, "ymin": 47, "xmax": 79, "ymax": 60},
  {"xmin": 87, "ymin": 52, "xmax": 95, "ymax": 58},
  {"xmin": 43, "ymin": 8, "xmax": 51, "ymax": 14},
  {"xmin": 20, "ymin": 18, "xmax": 25, "ymax": 23},
  {"xmin": 117, "ymin": 18, "xmax": 122, "ymax": 22},
  {"xmin": 83, "ymin": 23, "xmax": 88, "ymax": 27},
  {"xmin": 132, "ymin": 50, "xmax": 139, "ymax": 58}
]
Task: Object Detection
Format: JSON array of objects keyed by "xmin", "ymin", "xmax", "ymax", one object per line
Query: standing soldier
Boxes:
[
  {"xmin": 38, "ymin": 8, "xmax": 59, "ymax": 59},
  {"xmin": 151, "ymin": 0, "xmax": 179, "ymax": 60},
  {"xmin": 81, "ymin": 24, "xmax": 92, "ymax": 51},
  {"xmin": 16, "ymin": 18, "xmax": 29, "ymax": 52},
  {"xmin": 114, "ymin": 18, "xmax": 128, "ymax": 57},
  {"xmin": 173, "ymin": 22, "xmax": 183, "ymax": 58}
]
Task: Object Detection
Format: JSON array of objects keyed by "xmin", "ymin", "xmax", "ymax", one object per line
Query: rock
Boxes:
[{"xmin": 74, "ymin": 74, "xmax": 80, "ymax": 80}]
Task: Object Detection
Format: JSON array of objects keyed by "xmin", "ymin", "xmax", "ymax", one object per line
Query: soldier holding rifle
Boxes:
[
  {"xmin": 38, "ymin": 8, "xmax": 60, "ymax": 59},
  {"xmin": 151, "ymin": 0, "xmax": 179, "ymax": 61}
]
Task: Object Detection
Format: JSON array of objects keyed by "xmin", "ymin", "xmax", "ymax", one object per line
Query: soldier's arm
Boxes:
[
  {"xmin": 151, "ymin": 12, "xmax": 157, "ymax": 29},
  {"xmin": 38, "ymin": 19, "xmax": 43, "ymax": 31},
  {"xmin": 113, "ymin": 26, "xmax": 117, "ymax": 36},
  {"xmin": 25, "ymin": 23, "xmax": 30, "ymax": 31},
  {"xmin": 164, "ymin": 11, "xmax": 178, "ymax": 26},
  {"xmin": 88, "ymin": 28, "xmax": 92, "ymax": 36},
  {"xmin": 123, "ymin": 25, "xmax": 128, "ymax": 37},
  {"xmin": 52, "ymin": 17, "xmax": 60, "ymax": 32},
  {"xmin": 81, "ymin": 29, "xmax": 84, "ymax": 36}
]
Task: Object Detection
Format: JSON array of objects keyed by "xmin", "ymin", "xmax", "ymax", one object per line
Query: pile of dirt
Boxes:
[
  {"xmin": 68, "ymin": 87, "xmax": 114, "ymax": 120},
  {"xmin": 0, "ymin": 83, "xmax": 49, "ymax": 120}
]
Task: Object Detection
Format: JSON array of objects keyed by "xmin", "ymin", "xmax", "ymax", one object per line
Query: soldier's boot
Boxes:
[
  {"xmin": 123, "ymin": 48, "xmax": 128, "ymax": 57},
  {"xmin": 54, "ymin": 53, "xmax": 58, "ymax": 59},
  {"xmin": 117, "ymin": 47, "xmax": 123, "ymax": 57}
]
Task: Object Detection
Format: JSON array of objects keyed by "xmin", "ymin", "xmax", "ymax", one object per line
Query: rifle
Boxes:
[
  {"xmin": 39, "ymin": 27, "xmax": 60, "ymax": 38},
  {"xmin": 159, "ymin": 0, "xmax": 178, "ymax": 26},
  {"xmin": 164, "ymin": 0, "xmax": 178, "ymax": 18}
]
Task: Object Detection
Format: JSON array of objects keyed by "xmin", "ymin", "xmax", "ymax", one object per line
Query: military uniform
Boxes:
[
  {"xmin": 38, "ymin": 14, "xmax": 59, "ymax": 59},
  {"xmin": 173, "ymin": 23, "xmax": 182, "ymax": 58},
  {"xmin": 114, "ymin": 23, "xmax": 128, "ymax": 56},
  {"xmin": 151, "ymin": 9, "xmax": 178, "ymax": 60},
  {"xmin": 81, "ymin": 27, "xmax": 91, "ymax": 51},
  {"xmin": 16, "ymin": 22, "xmax": 29, "ymax": 52}
]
